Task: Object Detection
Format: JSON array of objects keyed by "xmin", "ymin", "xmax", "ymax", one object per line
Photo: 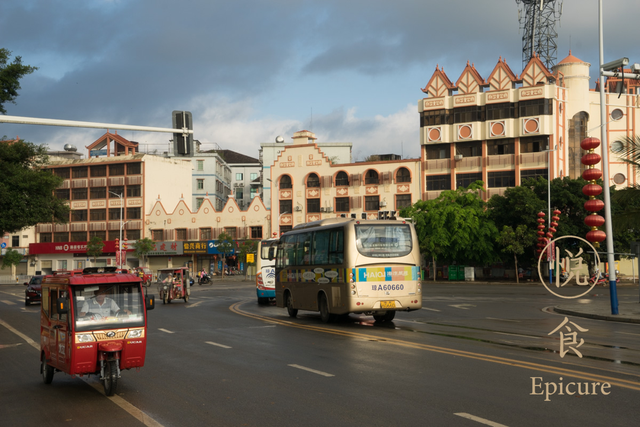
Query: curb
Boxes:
[{"xmin": 553, "ymin": 306, "xmax": 640, "ymax": 324}]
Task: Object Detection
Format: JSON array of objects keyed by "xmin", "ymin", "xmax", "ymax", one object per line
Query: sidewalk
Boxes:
[{"xmin": 554, "ymin": 300, "xmax": 640, "ymax": 324}]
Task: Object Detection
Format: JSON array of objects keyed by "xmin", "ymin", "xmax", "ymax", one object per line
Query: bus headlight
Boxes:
[
  {"xmin": 126, "ymin": 329, "xmax": 144, "ymax": 339},
  {"xmin": 76, "ymin": 333, "xmax": 95, "ymax": 343}
]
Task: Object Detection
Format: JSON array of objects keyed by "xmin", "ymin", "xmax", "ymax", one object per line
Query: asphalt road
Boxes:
[{"xmin": 1, "ymin": 280, "xmax": 639, "ymax": 427}]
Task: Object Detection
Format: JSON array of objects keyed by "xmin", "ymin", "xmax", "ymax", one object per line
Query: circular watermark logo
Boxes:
[{"xmin": 537, "ymin": 235, "xmax": 600, "ymax": 299}]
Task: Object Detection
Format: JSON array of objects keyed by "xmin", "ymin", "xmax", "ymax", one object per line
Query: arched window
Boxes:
[
  {"xmin": 396, "ymin": 167, "xmax": 411, "ymax": 183},
  {"xmin": 280, "ymin": 175, "xmax": 292, "ymax": 189},
  {"xmin": 335, "ymin": 171, "xmax": 349, "ymax": 186},
  {"xmin": 364, "ymin": 169, "xmax": 379, "ymax": 185},
  {"xmin": 307, "ymin": 173, "xmax": 320, "ymax": 188}
]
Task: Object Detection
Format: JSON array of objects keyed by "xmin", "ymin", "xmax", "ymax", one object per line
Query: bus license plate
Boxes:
[{"xmin": 381, "ymin": 301, "xmax": 396, "ymax": 309}]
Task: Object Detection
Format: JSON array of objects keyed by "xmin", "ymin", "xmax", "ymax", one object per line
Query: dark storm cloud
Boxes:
[{"xmin": 1, "ymin": 0, "xmax": 639, "ymax": 156}]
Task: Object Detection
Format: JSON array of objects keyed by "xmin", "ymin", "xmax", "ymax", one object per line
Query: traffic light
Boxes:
[
  {"xmin": 172, "ymin": 110, "xmax": 193, "ymax": 155},
  {"xmin": 122, "ymin": 238, "xmax": 128, "ymax": 250},
  {"xmin": 115, "ymin": 238, "xmax": 120, "ymax": 251}
]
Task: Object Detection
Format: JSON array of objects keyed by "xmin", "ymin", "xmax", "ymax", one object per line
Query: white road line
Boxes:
[
  {"xmin": 494, "ymin": 332, "xmax": 540, "ymax": 339},
  {"xmin": 158, "ymin": 328, "xmax": 174, "ymax": 334},
  {"xmin": 0, "ymin": 318, "xmax": 38, "ymax": 350},
  {"xmin": 421, "ymin": 307, "xmax": 441, "ymax": 312},
  {"xmin": 205, "ymin": 341, "xmax": 232, "ymax": 349},
  {"xmin": 0, "ymin": 319, "xmax": 164, "ymax": 426},
  {"xmin": 288, "ymin": 364, "xmax": 334, "ymax": 377},
  {"xmin": 449, "ymin": 304, "xmax": 476, "ymax": 310},
  {"xmin": 454, "ymin": 413, "xmax": 509, "ymax": 427},
  {"xmin": 1, "ymin": 300, "xmax": 16, "ymax": 305},
  {"xmin": 186, "ymin": 301, "xmax": 205, "ymax": 308},
  {"xmin": 486, "ymin": 317, "xmax": 521, "ymax": 323}
]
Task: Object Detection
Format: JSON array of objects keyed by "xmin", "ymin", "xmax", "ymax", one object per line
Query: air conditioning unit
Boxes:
[
  {"xmin": 233, "ymin": 183, "xmax": 239, "ymax": 187},
  {"xmin": 454, "ymin": 154, "xmax": 463, "ymax": 161},
  {"xmin": 320, "ymin": 207, "xmax": 326, "ymax": 212},
  {"xmin": 380, "ymin": 201, "xmax": 387, "ymax": 207},
  {"xmin": 238, "ymin": 183, "xmax": 244, "ymax": 187},
  {"xmin": 327, "ymin": 207, "xmax": 333, "ymax": 212},
  {"xmin": 294, "ymin": 206, "xmax": 302, "ymax": 212}
]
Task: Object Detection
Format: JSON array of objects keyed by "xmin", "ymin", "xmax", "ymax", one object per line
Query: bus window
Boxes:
[
  {"xmin": 328, "ymin": 229, "xmax": 344, "ymax": 264},
  {"xmin": 277, "ymin": 235, "xmax": 296, "ymax": 268},
  {"xmin": 312, "ymin": 231, "xmax": 330, "ymax": 265},
  {"xmin": 297, "ymin": 233, "xmax": 312, "ymax": 265},
  {"xmin": 355, "ymin": 224, "xmax": 412, "ymax": 258}
]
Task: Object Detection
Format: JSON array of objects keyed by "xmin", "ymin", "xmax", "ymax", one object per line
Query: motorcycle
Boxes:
[
  {"xmin": 198, "ymin": 273, "xmax": 211, "ymax": 285},
  {"xmin": 588, "ymin": 270, "xmax": 619, "ymax": 286},
  {"xmin": 156, "ymin": 267, "xmax": 191, "ymax": 304}
]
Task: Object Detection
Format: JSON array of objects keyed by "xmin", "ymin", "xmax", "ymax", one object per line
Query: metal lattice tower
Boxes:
[{"xmin": 516, "ymin": 0, "xmax": 563, "ymax": 70}]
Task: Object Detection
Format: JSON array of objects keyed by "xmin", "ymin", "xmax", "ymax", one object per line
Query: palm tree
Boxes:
[{"xmin": 611, "ymin": 136, "xmax": 640, "ymax": 231}]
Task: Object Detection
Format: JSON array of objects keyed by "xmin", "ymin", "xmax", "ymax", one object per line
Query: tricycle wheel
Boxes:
[
  {"xmin": 184, "ymin": 293, "xmax": 189, "ymax": 303},
  {"xmin": 163, "ymin": 292, "xmax": 168, "ymax": 304},
  {"xmin": 41, "ymin": 357, "xmax": 54, "ymax": 384},
  {"xmin": 103, "ymin": 360, "xmax": 118, "ymax": 396}
]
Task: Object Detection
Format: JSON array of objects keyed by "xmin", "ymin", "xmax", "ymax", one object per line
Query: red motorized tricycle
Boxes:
[
  {"xmin": 40, "ymin": 267, "xmax": 155, "ymax": 396},
  {"xmin": 156, "ymin": 267, "xmax": 191, "ymax": 304}
]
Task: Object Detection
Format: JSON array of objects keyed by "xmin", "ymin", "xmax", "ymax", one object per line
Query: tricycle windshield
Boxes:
[{"xmin": 72, "ymin": 283, "xmax": 145, "ymax": 332}]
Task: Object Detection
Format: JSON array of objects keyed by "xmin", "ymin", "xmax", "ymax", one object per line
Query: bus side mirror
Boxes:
[
  {"xmin": 57, "ymin": 297, "xmax": 69, "ymax": 314},
  {"xmin": 145, "ymin": 295, "xmax": 155, "ymax": 310}
]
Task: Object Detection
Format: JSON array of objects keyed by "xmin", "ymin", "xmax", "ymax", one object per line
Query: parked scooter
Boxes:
[{"xmin": 588, "ymin": 269, "xmax": 619, "ymax": 286}]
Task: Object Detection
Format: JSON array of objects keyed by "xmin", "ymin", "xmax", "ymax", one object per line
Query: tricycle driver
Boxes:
[{"xmin": 79, "ymin": 286, "xmax": 131, "ymax": 318}]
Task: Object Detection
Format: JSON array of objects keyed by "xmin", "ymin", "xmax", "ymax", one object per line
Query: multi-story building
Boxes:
[
  {"xmin": 418, "ymin": 52, "xmax": 639, "ymax": 201},
  {"xmin": 216, "ymin": 150, "xmax": 261, "ymax": 210},
  {"xmin": 26, "ymin": 131, "xmax": 192, "ymax": 274},
  {"xmin": 259, "ymin": 130, "xmax": 353, "ymax": 210}
]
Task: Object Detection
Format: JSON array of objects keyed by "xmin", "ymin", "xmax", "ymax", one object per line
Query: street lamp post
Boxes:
[{"xmin": 108, "ymin": 191, "xmax": 124, "ymax": 269}]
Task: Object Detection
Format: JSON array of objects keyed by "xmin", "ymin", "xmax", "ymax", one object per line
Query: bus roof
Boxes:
[{"xmin": 290, "ymin": 217, "xmax": 412, "ymax": 231}]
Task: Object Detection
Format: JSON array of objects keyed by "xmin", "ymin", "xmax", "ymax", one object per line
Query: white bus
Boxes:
[
  {"xmin": 275, "ymin": 218, "xmax": 422, "ymax": 323},
  {"xmin": 256, "ymin": 238, "xmax": 278, "ymax": 305}
]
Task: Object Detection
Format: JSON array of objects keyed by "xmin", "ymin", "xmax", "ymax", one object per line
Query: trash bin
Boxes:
[
  {"xmin": 448, "ymin": 265, "xmax": 458, "ymax": 281},
  {"xmin": 457, "ymin": 266, "xmax": 465, "ymax": 280}
]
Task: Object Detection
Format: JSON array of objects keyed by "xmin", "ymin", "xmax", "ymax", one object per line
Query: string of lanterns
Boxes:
[{"xmin": 581, "ymin": 137, "xmax": 606, "ymax": 248}]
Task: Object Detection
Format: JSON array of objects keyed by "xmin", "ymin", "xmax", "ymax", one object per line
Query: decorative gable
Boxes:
[
  {"xmin": 455, "ymin": 62, "xmax": 485, "ymax": 94},
  {"xmin": 422, "ymin": 66, "xmax": 456, "ymax": 98},
  {"xmin": 487, "ymin": 57, "xmax": 519, "ymax": 91},
  {"xmin": 520, "ymin": 53, "xmax": 553, "ymax": 87}
]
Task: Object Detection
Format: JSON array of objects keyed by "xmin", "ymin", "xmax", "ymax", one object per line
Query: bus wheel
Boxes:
[
  {"xmin": 286, "ymin": 293, "xmax": 298, "ymax": 318},
  {"xmin": 41, "ymin": 357, "xmax": 54, "ymax": 384},
  {"xmin": 319, "ymin": 294, "xmax": 335, "ymax": 323},
  {"xmin": 103, "ymin": 360, "xmax": 118, "ymax": 396}
]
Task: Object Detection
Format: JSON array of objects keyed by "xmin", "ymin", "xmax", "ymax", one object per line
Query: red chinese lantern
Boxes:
[
  {"xmin": 584, "ymin": 199, "xmax": 604, "ymax": 212},
  {"xmin": 584, "ymin": 214, "xmax": 605, "ymax": 228},
  {"xmin": 580, "ymin": 137, "xmax": 601, "ymax": 150},
  {"xmin": 586, "ymin": 230, "xmax": 606, "ymax": 243},
  {"xmin": 582, "ymin": 168, "xmax": 602, "ymax": 181},
  {"xmin": 581, "ymin": 153, "xmax": 601, "ymax": 166},
  {"xmin": 582, "ymin": 183, "xmax": 603, "ymax": 196}
]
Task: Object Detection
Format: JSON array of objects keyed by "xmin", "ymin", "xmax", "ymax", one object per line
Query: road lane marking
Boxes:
[
  {"xmin": 1, "ymin": 300, "xmax": 16, "ymax": 305},
  {"xmin": 230, "ymin": 301, "xmax": 640, "ymax": 392},
  {"xmin": 449, "ymin": 304, "xmax": 476, "ymax": 310},
  {"xmin": 0, "ymin": 318, "xmax": 164, "ymax": 426},
  {"xmin": 205, "ymin": 341, "xmax": 232, "ymax": 349},
  {"xmin": 0, "ymin": 318, "xmax": 39, "ymax": 350},
  {"xmin": 486, "ymin": 317, "xmax": 521, "ymax": 323},
  {"xmin": 158, "ymin": 328, "xmax": 174, "ymax": 334},
  {"xmin": 454, "ymin": 413, "xmax": 508, "ymax": 427},
  {"xmin": 421, "ymin": 307, "xmax": 441, "ymax": 312},
  {"xmin": 288, "ymin": 364, "xmax": 334, "ymax": 377},
  {"xmin": 186, "ymin": 301, "xmax": 206, "ymax": 308}
]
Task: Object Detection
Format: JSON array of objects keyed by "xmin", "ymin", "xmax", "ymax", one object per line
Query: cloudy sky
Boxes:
[{"xmin": 1, "ymin": 0, "xmax": 637, "ymax": 161}]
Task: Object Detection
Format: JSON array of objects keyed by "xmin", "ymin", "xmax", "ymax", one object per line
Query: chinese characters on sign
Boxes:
[{"xmin": 548, "ymin": 317, "xmax": 589, "ymax": 358}]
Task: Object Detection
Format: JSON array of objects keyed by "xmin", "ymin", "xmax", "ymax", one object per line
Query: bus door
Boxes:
[{"xmin": 43, "ymin": 287, "xmax": 71, "ymax": 372}]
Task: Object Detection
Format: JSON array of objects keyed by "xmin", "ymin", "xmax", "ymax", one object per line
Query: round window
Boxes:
[{"xmin": 613, "ymin": 173, "xmax": 626, "ymax": 185}]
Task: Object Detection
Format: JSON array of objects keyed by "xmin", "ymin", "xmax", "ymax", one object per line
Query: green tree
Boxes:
[
  {"xmin": 134, "ymin": 238, "xmax": 155, "ymax": 267},
  {"xmin": 0, "ymin": 48, "xmax": 38, "ymax": 114},
  {"xmin": 400, "ymin": 181, "xmax": 498, "ymax": 279},
  {"xmin": 238, "ymin": 240, "xmax": 258, "ymax": 278},
  {"xmin": 216, "ymin": 231, "xmax": 235, "ymax": 278},
  {"xmin": 1, "ymin": 248, "xmax": 23, "ymax": 276},
  {"xmin": 497, "ymin": 225, "xmax": 536, "ymax": 283},
  {"xmin": 86, "ymin": 236, "xmax": 105, "ymax": 265},
  {"xmin": 0, "ymin": 140, "xmax": 69, "ymax": 236}
]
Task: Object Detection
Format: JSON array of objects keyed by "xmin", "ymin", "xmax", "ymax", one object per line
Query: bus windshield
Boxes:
[
  {"xmin": 355, "ymin": 224, "xmax": 413, "ymax": 258},
  {"xmin": 73, "ymin": 283, "xmax": 145, "ymax": 332}
]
